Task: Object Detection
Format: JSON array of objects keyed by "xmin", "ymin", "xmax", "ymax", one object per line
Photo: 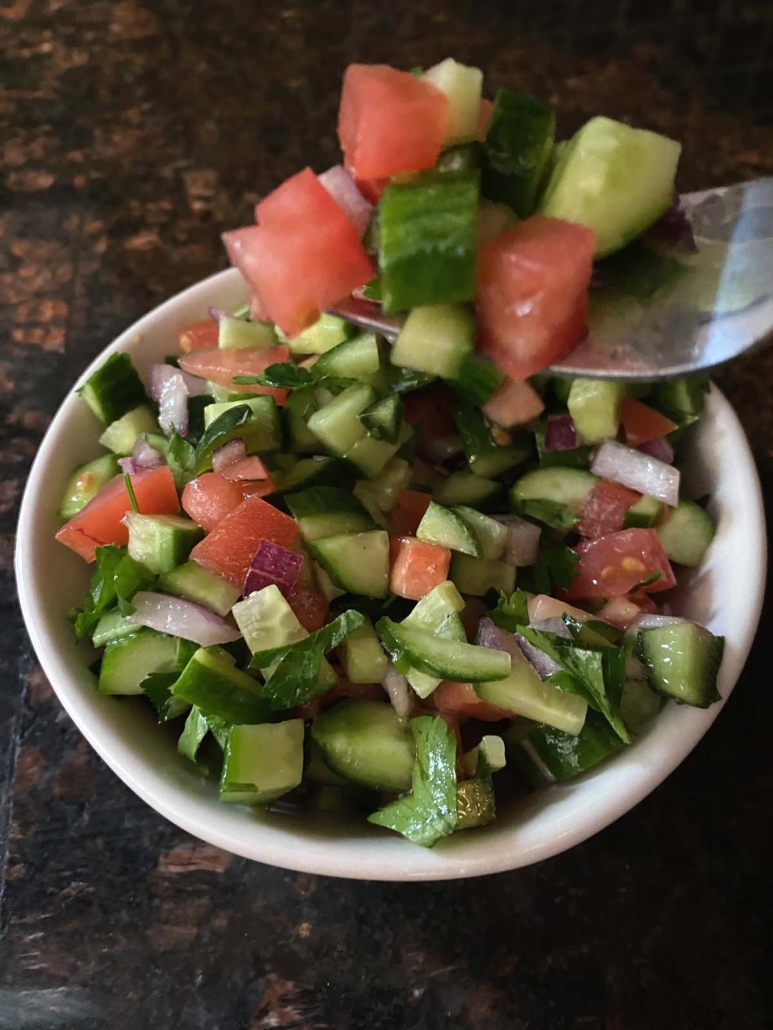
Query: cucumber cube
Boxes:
[
  {"xmin": 78, "ymin": 352, "xmax": 148, "ymax": 425},
  {"xmin": 171, "ymin": 646, "xmax": 271, "ymax": 724},
  {"xmin": 58, "ymin": 454, "xmax": 119, "ymax": 521},
  {"xmin": 307, "ymin": 384, "xmax": 375, "ymax": 455},
  {"xmin": 220, "ymin": 721, "xmax": 305, "ymax": 805},
  {"xmin": 567, "ymin": 379, "xmax": 625, "ymax": 445},
  {"xmin": 341, "ymin": 619, "xmax": 388, "ymax": 684},
  {"xmin": 656, "ymin": 499, "xmax": 715, "ymax": 567},
  {"xmin": 482, "ymin": 89, "xmax": 555, "ymax": 217},
  {"xmin": 98, "ymin": 405, "xmax": 159, "ymax": 457},
  {"xmin": 281, "ymin": 313, "xmax": 354, "ymax": 355},
  {"xmin": 309, "ymin": 530, "xmax": 390, "ymax": 599},
  {"xmin": 158, "ymin": 561, "xmax": 241, "ymax": 617},
  {"xmin": 125, "ymin": 513, "xmax": 203, "ymax": 574},
  {"xmin": 99, "ymin": 628, "xmax": 181, "ymax": 695},
  {"xmin": 218, "ymin": 317, "xmax": 277, "ymax": 349},
  {"xmin": 423, "ymin": 58, "xmax": 483, "ymax": 145},
  {"xmin": 391, "ymin": 304, "xmax": 475, "ymax": 379},
  {"xmin": 450, "ymin": 553, "xmax": 516, "ymax": 596}
]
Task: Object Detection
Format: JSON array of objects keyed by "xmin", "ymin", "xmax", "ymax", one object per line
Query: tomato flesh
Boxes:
[
  {"xmin": 482, "ymin": 377, "xmax": 545, "ymax": 428},
  {"xmin": 432, "ymin": 680, "xmax": 512, "ymax": 722},
  {"xmin": 178, "ymin": 319, "xmax": 219, "ymax": 353},
  {"xmin": 287, "ymin": 587, "xmax": 329, "ymax": 634},
  {"xmin": 389, "ymin": 490, "xmax": 432, "ymax": 537},
  {"xmin": 620, "ymin": 397, "xmax": 677, "ymax": 446},
  {"xmin": 577, "ymin": 480, "xmax": 641, "ymax": 539},
  {"xmin": 389, "ymin": 535, "xmax": 451, "ymax": 601},
  {"xmin": 568, "ymin": 528, "xmax": 676, "ymax": 601},
  {"xmin": 476, "ymin": 216, "xmax": 595, "ymax": 380},
  {"xmin": 178, "ymin": 346, "xmax": 289, "ymax": 402},
  {"xmin": 182, "ymin": 472, "xmax": 246, "ymax": 532}
]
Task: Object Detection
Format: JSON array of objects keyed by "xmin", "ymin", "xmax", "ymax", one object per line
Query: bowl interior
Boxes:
[{"xmin": 15, "ymin": 268, "xmax": 767, "ymax": 880}]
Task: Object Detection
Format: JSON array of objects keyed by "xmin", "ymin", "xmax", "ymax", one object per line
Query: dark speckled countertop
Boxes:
[{"xmin": 2, "ymin": 2, "xmax": 773, "ymax": 1027}]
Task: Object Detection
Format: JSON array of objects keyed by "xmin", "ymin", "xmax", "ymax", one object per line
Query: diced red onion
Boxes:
[
  {"xmin": 544, "ymin": 414, "xmax": 578, "ymax": 451},
  {"xmin": 221, "ymin": 456, "xmax": 269, "ymax": 483},
  {"xmin": 590, "ymin": 439, "xmax": 680, "ymax": 506},
  {"xmin": 150, "ymin": 364, "xmax": 189, "ymax": 437},
  {"xmin": 382, "ymin": 663, "xmax": 413, "ymax": 722},
  {"xmin": 212, "ymin": 439, "xmax": 247, "ymax": 473},
  {"xmin": 209, "ymin": 306, "xmax": 227, "ymax": 324},
  {"xmin": 118, "ymin": 438, "xmax": 164, "ymax": 475},
  {"xmin": 128, "ymin": 591, "xmax": 241, "ymax": 646},
  {"xmin": 318, "ymin": 165, "xmax": 373, "ymax": 238},
  {"xmin": 638, "ymin": 437, "xmax": 674, "ymax": 464},
  {"xmin": 529, "ymin": 616, "xmax": 573, "ymax": 639},
  {"xmin": 514, "ymin": 633, "xmax": 562, "ymax": 678},
  {"xmin": 178, "ymin": 369, "xmax": 209, "ymax": 397},
  {"xmin": 492, "ymin": 515, "xmax": 541, "ymax": 566},
  {"xmin": 243, "ymin": 540, "xmax": 303, "ymax": 599}
]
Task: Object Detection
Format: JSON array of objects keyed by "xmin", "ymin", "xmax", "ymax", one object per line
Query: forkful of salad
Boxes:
[{"xmin": 225, "ymin": 60, "xmax": 773, "ymax": 383}]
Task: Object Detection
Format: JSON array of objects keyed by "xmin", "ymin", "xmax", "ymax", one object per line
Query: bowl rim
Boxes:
[{"xmin": 15, "ymin": 268, "xmax": 768, "ymax": 880}]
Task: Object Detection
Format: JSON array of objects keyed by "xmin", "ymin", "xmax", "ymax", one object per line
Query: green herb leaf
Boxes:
[
  {"xmin": 515, "ymin": 498, "xmax": 578, "ymax": 530},
  {"xmin": 141, "ymin": 671, "xmax": 186, "ymax": 722},
  {"xmin": 194, "ymin": 404, "xmax": 253, "ymax": 473},
  {"xmin": 368, "ymin": 715, "xmax": 458, "ymax": 847},
  {"xmin": 488, "ymin": 588, "xmax": 529, "ymax": 633},
  {"xmin": 517, "ymin": 535, "xmax": 579, "ymax": 594},
  {"xmin": 358, "ymin": 393, "xmax": 403, "ymax": 443},
  {"xmin": 178, "ymin": 706, "xmax": 211, "ymax": 765},
  {"xmin": 361, "ymin": 277, "xmax": 382, "ymax": 301},
  {"xmin": 234, "ymin": 363, "xmax": 316, "ymax": 389},
  {"xmin": 70, "ymin": 545, "xmax": 156, "ymax": 638},
  {"xmin": 250, "ymin": 610, "xmax": 365, "ymax": 709},
  {"xmin": 165, "ymin": 429, "xmax": 197, "ymax": 487},
  {"xmin": 123, "ymin": 474, "xmax": 140, "ymax": 512},
  {"xmin": 635, "ymin": 570, "xmax": 662, "ymax": 589},
  {"xmin": 387, "ymin": 366, "xmax": 435, "ymax": 395}
]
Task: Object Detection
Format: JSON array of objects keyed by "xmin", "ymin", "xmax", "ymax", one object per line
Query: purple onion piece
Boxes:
[
  {"xmin": 243, "ymin": 540, "xmax": 303, "ymax": 599},
  {"xmin": 318, "ymin": 165, "xmax": 373, "ymax": 238},
  {"xmin": 212, "ymin": 438, "xmax": 246, "ymax": 473},
  {"xmin": 514, "ymin": 633, "xmax": 562, "ymax": 678},
  {"xmin": 529, "ymin": 616, "xmax": 573, "ymax": 639},
  {"xmin": 637, "ymin": 436, "xmax": 675, "ymax": 464},
  {"xmin": 477, "ymin": 618, "xmax": 524, "ymax": 661},
  {"xmin": 492, "ymin": 515, "xmax": 542, "ymax": 567},
  {"xmin": 590, "ymin": 439, "xmax": 680, "ymax": 506},
  {"xmin": 382, "ymin": 663, "xmax": 413, "ymax": 722},
  {"xmin": 150, "ymin": 364, "xmax": 189, "ymax": 438},
  {"xmin": 208, "ymin": 306, "xmax": 227, "ymax": 324},
  {"xmin": 544, "ymin": 414, "xmax": 579, "ymax": 451},
  {"xmin": 127, "ymin": 591, "xmax": 241, "ymax": 646}
]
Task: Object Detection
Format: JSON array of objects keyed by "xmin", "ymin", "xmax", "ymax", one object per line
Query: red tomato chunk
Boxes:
[
  {"xmin": 620, "ymin": 397, "xmax": 677, "ymax": 446},
  {"xmin": 389, "ymin": 535, "xmax": 451, "ymax": 601},
  {"xmin": 178, "ymin": 346, "xmax": 290, "ymax": 403},
  {"xmin": 568, "ymin": 528, "xmax": 676, "ymax": 601},
  {"xmin": 577, "ymin": 480, "xmax": 641, "ymax": 539}
]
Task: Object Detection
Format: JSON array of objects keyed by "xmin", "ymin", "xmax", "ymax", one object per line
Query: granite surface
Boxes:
[{"xmin": 2, "ymin": 1, "xmax": 773, "ymax": 1027}]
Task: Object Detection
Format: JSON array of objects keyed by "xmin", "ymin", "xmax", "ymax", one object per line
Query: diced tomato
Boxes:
[
  {"xmin": 477, "ymin": 97, "xmax": 494, "ymax": 140},
  {"xmin": 390, "ymin": 489, "xmax": 432, "ymax": 536},
  {"xmin": 219, "ymin": 456, "xmax": 270, "ymax": 482},
  {"xmin": 178, "ymin": 346, "xmax": 289, "ymax": 402},
  {"xmin": 432, "ymin": 680, "xmax": 512, "ymax": 722},
  {"xmin": 297, "ymin": 679, "xmax": 385, "ymax": 720},
  {"xmin": 597, "ymin": 595, "xmax": 641, "ymax": 631},
  {"xmin": 191, "ymin": 495, "xmax": 299, "ymax": 585},
  {"xmin": 337, "ymin": 64, "xmax": 449, "ymax": 180},
  {"xmin": 482, "ymin": 377, "xmax": 545, "ymax": 429},
  {"xmin": 355, "ymin": 177, "xmax": 388, "ymax": 204},
  {"xmin": 56, "ymin": 467, "xmax": 179, "ymax": 562},
  {"xmin": 568, "ymin": 528, "xmax": 677, "ymax": 601},
  {"xmin": 389, "ymin": 536, "xmax": 451, "ymax": 601},
  {"xmin": 527, "ymin": 593, "xmax": 593, "ymax": 625},
  {"xmin": 178, "ymin": 319, "xmax": 219, "ymax": 353},
  {"xmin": 577, "ymin": 480, "xmax": 641, "ymax": 539},
  {"xmin": 287, "ymin": 587, "xmax": 329, "ymax": 634},
  {"xmin": 476, "ymin": 216, "xmax": 595, "ymax": 380},
  {"xmin": 182, "ymin": 472, "xmax": 245, "ymax": 532},
  {"xmin": 620, "ymin": 397, "xmax": 678, "ymax": 446}
]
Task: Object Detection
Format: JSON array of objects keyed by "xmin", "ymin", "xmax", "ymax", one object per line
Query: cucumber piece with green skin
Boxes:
[
  {"xmin": 433, "ymin": 472, "xmax": 505, "ymax": 510},
  {"xmin": 354, "ymin": 457, "xmax": 411, "ymax": 512},
  {"xmin": 341, "ymin": 619, "xmax": 388, "ymax": 684},
  {"xmin": 314, "ymin": 562, "xmax": 347, "ymax": 601},
  {"xmin": 623, "ymin": 495, "xmax": 662, "ymax": 529},
  {"xmin": 656, "ymin": 500, "xmax": 715, "ymax": 567},
  {"xmin": 158, "ymin": 561, "xmax": 241, "ymax": 618},
  {"xmin": 476, "ymin": 652, "xmax": 588, "ymax": 734},
  {"xmin": 653, "ymin": 376, "xmax": 707, "ymax": 422},
  {"xmin": 379, "ymin": 170, "xmax": 480, "ymax": 313},
  {"xmin": 171, "ymin": 645, "xmax": 272, "ymax": 724},
  {"xmin": 462, "ymin": 734, "xmax": 507, "ymax": 778},
  {"xmin": 638, "ymin": 622, "xmax": 723, "ymax": 707},
  {"xmin": 125, "ymin": 513, "xmax": 203, "ymax": 575},
  {"xmin": 313, "ymin": 332, "xmax": 382, "ymax": 384},
  {"xmin": 423, "ymin": 58, "xmax": 483, "ymax": 145},
  {"xmin": 92, "ymin": 609, "xmax": 136, "ymax": 648},
  {"xmin": 515, "ymin": 710, "xmax": 625, "ymax": 786},
  {"xmin": 448, "ymin": 354, "xmax": 504, "ymax": 407},
  {"xmin": 455, "ymin": 405, "xmax": 533, "ymax": 478},
  {"xmin": 539, "ymin": 116, "xmax": 681, "ymax": 257},
  {"xmin": 220, "ymin": 720, "xmax": 304, "ymax": 805},
  {"xmin": 391, "ymin": 304, "xmax": 475, "ymax": 379},
  {"xmin": 285, "ymin": 487, "xmax": 375, "ymax": 543},
  {"xmin": 482, "ymin": 88, "xmax": 556, "ymax": 217},
  {"xmin": 307, "ymin": 384, "xmax": 376, "ymax": 456},
  {"xmin": 402, "ymin": 580, "xmax": 466, "ymax": 698},
  {"xmin": 218, "ymin": 317, "xmax": 277, "ymax": 350},
  {"xmin": 567, "ymin": 378, "xmax": 625, "ymax": 445},
  {"xmin": 305, "ymin": 740, "xmax": 349, "ymax": 786},
  {"xmin": 270, "ymin": 456, "xmax": 361, "ymax": 500},
  {"xmin": 620, "ymin": 678, "xmax": 662, "ymax": 731},
  {"xmin": 283, "ymin": 387, "xmax": 320, "ymax": 454},
  {"xmin": 282, "ymin": 313, "xmax": 356, "ymax": 355},
  {"xmin": 198, "ymin": 398, "xmax": 281, "ymax": 471},
  {"xmin": 453, "ymin": 506, "xmax": 509, "ymax": 561},
  {"xmin": 98, "ymin": 405, "xmax": 159, "ymax": 457},
  {"xmin": 450, "ymin": 553, "xmax": 516, "ymax": 597},
  {"xmin": 344, "ymin": 421, "xmax": 413, "ymax": 478},
  {"xmin": 351, "ymin": 483, "xmax": 389, "ymax": 528},
  {"xmin": 510, "ymin": 467, "xmax": 598, "ymax": 516},
  {"xmin": 377, "ymin": 617, "xmax": 511, "ymax": 683},
  {"xmin": 309, "ymin": 530, "xmax": 390, "ymax": 599},
  {"xmin": 359, "ymin": 394, "xmax": 403, "ymax": 444},
  {"xmin": 58, "ymin": 454, "xmax": 119, "ymax": 520},
  {"xmin": 99, "ymin": 628, "xmax": 186, "ymax": 695},
  {"xmin": 417, "ymin": 501, "xmax": 481, "ymax": 557},
  {"xmin": 78, "ymin": 352, "xmax": 148, "ymax": 425},
  {"xmin": 311, "ymin": 699, "xmax": 415, "ymax": 793}
]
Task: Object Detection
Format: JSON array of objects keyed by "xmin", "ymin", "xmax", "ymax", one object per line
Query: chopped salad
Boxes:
[{"xmin": 56, "ymin": 59, "xmax": 721, "ymax": 847}]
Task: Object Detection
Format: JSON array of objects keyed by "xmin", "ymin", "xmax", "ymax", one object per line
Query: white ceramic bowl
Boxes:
[{"xmin": 15, "ymin": 268, "xmax": 767, "ymax": 881}]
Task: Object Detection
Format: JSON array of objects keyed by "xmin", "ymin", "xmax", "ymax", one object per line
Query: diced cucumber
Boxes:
[
  {"xmin": 310, "ymin": 699, "xmax": 415, "ymax": 793},
  {"xmin": 351, "ymin": 483, "xmax": 389, "ymax": 528},
  {"xmin": 482, "ymin": 88, "xmax": 555, "ymax": 217},
  {"xmin": 448, "ymin": 353, "xmax": 504, "ymax": 407},
  {"xmin": 341, "ymin": 619, "xmax": 388, "ymax": 684},
  {"xmin": 391, "ymin": 304, "xmax": 475, "ymax": 379},
  {"xmin": 285, "ymin": 487, "xmax": 375, "ymax": 542},
  {"xmin": 344, "ymin": 422, "xmax": 412, "ymax": 479},
  {"xmin": 377, "ymin": 618, "xmax": 511, "ymax": 683},
  {"xmin": 456, "ymin": 777, "xmax": 496, "ymax": 830},
  {"xmin": 379, "ymin": 170, "xmax": 479, "ymax": 313},
  {"xmin": 623, "ymin": 494, "xmax": 662, "ymax": 529},
  {"xmin": 653, "ymin": 376, "xmax": 707, "ymax": 422},
  {"xmin": 567, "ymin": 378, "xmax": 625, "ymax": 444},
  {"xmin": 206, "ymin": 381, "xmax": 233, "ymax": 403},
  {"xmin": 453, "ymin": 506, "xmax": 509, "ymax": 561},
  {"xmin": 434, "ymin": 472, "xmax": 505, "ymax": 510},
  {"xmin": 455, "ymin": 406, "xmax": 532, "ymax": 477},
  {"xmin": 171, "ymin": 645, "xmax": 271, "ymax": 723},
  {"xmin": 305, "ymin": 740, "xmax": 350, "ymax": 786},
  {"xmin": 462, "ymin": 734, "xmax": 507, "ymax": 778},
  {"xmin": 309, "ymin": 530, "xmax": 390, "ymax": 599},
  {"xmin": 218, "ymin": 317, "xmax": 277, "ymax": 350},
  {"xmin": 202, "ymin": 396, "xmax": 280, "ymax": 432},
  {"xmin": 307, "ymin": 384, "xmax": 375, "ymax": 455},
  {"xmin": 539, "ymin": 116, "xmax": 681, "ymax": 257},
  {"xmin": 125, "ymin": 513, "xmax": 203, "ymax": 575},
  {"xmin": 476, "ymin": 199, "xmax": 519, "ymax": 246},
  {"xmin": 423, "ymin": 57, "xmax": 483, "ymax": 144},
  {"xmin": 78, "ymin": 352, "xmax": 148, "ymax": 425},
  {"xmin": 510, "ymin": 467, "xmax": 598, "ymax": 516},
  {"xmin": 403, "ymin": 581, "xmax": 466, "ymax": 699},
  {"xmin": 354, "ymin": 457, "xmax": 411, "ymax": 512},
  {"xmin": 98, "ymin": 406, "xmax": 159, "ymax": 457},
  {"xmin": 620, "ymin": 678, "xmax": 662, "ymax": 732},
  {"xmin": 638, "ymin": 622, "xmax": 723, "ymax": 707},
  {"xmin": 515, "ymin": 711, "xmax": 625, "ymax": 785},
  {"xmin": 58, "ymin": 454, "xmax": 119, "ymax": 520},
  {"xmin": 158, "ymin": 561, "xmax": 241, "ymax": 618},
  {"xmin": 313, "ymin": 562, "xmax": 347, "ymax": 601},
  {"xmin": 359, "ymin": 394, "xmax": 403, "ymax": 444},
  {"xmin": 99, "ymin": 628, "xmax": 183, "ymax": 695},
  {"xmin": 270, "ymin": 456, "xmax": 361, "ymax": 498},
  {"xmin": 313, "ymin": 332, "xmax": 383, "ymax": 386},
  {"xmin": 656, "ymin": 500, "xmax": 715, "ymax": 567},
  {"xmin": 198, "ymin": 397, "xmax": 281, "ymax": 470},
  {"xmin": 92, "ymin": 609, "xmax": 136, "ymax": 648},
  {"xmin": 283, "ymin": 387, "xmax": 320, "ymax": 454},
  {"xmin": 449, "ymin": 553, "xmax": 516, "ymax": 596},
  {"xmin": 417, "ymin": 501, "xmax": 481, "ymax": 556},
  {"xmin": 476, "ymin": 653, "xmax": 588, "ymax": 734},
  {"xmin": 282, "ymin": 312, "xmax": 355, "ymax": 355},
  {"xmin": 220, "ymin": 721, "xmax": 304, "ymax": 805}
]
